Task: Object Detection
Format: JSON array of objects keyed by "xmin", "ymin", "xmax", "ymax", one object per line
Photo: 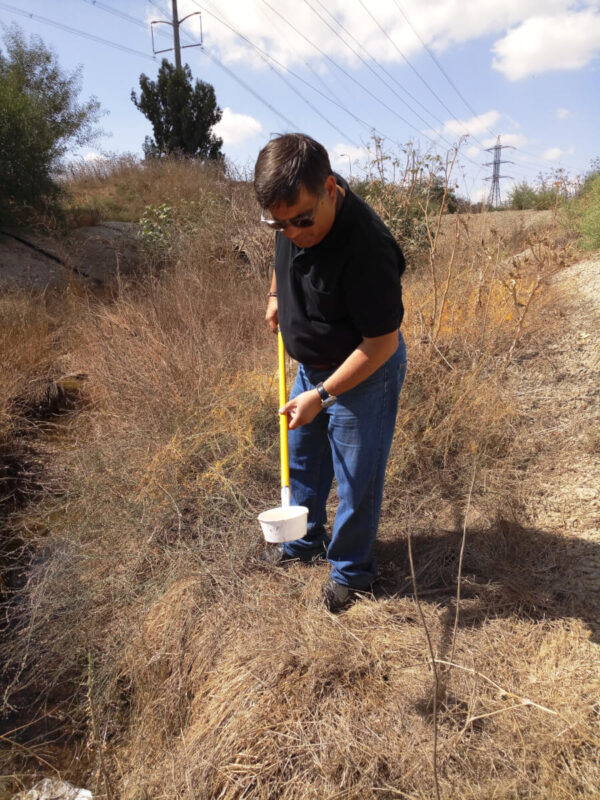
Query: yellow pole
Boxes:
[{"xmin": 277, "ymin": 329, "xmax": 290, "ymax": 501}]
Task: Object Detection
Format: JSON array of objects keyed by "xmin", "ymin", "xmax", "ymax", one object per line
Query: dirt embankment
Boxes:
[
  {"xmin": 0, "ymin": 223, "xmax": 140, "ymax": 289},
  {"xmin": 514, "ymin": 253, "xmax": 600, "ymax": 616}
]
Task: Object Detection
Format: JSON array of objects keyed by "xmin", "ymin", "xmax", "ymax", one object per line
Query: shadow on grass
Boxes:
[{"xmin": 375, "ymin": 518, "xmax": 600, "ymax": 643}]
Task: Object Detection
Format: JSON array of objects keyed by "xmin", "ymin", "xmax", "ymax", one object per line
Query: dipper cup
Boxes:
[{"xmin": 257, "ymin": 329, "xmax": 308, "ymax": 543}]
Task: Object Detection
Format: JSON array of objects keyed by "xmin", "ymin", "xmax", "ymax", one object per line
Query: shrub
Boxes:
[
  {"xmin": 509, "ymin": 181, "xmax": 557, "ymax": 211},
  {"xmin": 351, "ymin": 143, "xmax": 462, "ymax": 255},
  {"xmin": 0, "ymin": 25, "xmax": 101, "ymax": 222},
  {"xmin": 575, "ymin": 172, "xmax": 600, "ymax": 251}
]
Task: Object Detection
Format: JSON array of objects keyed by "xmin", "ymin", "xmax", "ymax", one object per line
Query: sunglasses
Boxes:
[{"xmin": 260, "ymin": 194, "xmax": 322, "ymax": 231}]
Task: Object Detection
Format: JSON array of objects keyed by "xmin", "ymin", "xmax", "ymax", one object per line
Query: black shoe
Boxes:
[
  {"xmin": 321, "ymin": 578, "xmax": 355, "ymax": 613},
  {"xmin": 257, "ymin": 543, "xmax": 296, "ymax": 566},
  {"xmin": 258, "ymin": 543, "xmax": 328, "ymax": 566}
]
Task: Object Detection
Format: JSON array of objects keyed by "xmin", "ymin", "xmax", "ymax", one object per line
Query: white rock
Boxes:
[{"xmin": 12, "ymin": 778, "xmax": 93, "ymax": 800}]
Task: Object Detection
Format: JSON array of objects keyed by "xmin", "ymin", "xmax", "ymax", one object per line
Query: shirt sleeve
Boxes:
[{"xmin": 341, "ymin": 228, "xmax": 405, "ymax": 338}]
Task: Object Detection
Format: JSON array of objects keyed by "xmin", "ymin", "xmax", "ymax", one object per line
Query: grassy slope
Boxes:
[{"xmin": 1, "ymin": 160, "xmax": 598, "ymax": 800}]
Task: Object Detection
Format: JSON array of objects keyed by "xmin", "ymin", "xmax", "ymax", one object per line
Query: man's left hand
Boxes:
[{"xmin": 279, "ymin": 390, "xmax": 321, "ymax": 430}]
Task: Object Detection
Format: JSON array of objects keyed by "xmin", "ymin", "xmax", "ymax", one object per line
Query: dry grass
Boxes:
[{"xmin": 1, "ymin": 159, "xmax": 598, "ymax": 800}]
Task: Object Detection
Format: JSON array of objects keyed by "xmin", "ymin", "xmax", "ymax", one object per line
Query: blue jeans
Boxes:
[{"xmin": 283, "ymin": 334, "xmax": 407, "ymax": 588}]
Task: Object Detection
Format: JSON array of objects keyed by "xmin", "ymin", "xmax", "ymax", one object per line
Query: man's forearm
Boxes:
[
  {"xmin": 323, "ymin": 329, "xmax": 399, "ymax": 398},
  {"xmin": 279, "ymin": 330, "xmax": 399, "ymax": 430}
]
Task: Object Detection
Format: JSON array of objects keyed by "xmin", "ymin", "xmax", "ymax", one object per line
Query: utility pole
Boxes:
[
  {"xmin": 150, "ymin": 1, "xmax": 202, "ymax": 68},
  {"xmin": 172, "ymin": 0, "xmax": 181, "ymax": 69},
  {"xmin": 484, "ymin": 136, "xmax": 515, "ymax": 207}
]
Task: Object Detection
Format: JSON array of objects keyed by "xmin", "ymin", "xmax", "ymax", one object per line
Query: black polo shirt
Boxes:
[{"xmin": 274, "ymin": 174, "xmax": 405, "ymax": 366}]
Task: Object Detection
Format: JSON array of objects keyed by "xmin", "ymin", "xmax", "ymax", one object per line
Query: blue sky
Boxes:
[{"xmin": 2, "ymin": 0, "xmax": 599, "ymax": 202}]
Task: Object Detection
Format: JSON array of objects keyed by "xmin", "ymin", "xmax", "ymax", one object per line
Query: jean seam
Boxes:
[{"xmin": 370, "ymin": 360, "xmax": 389, "ymax": 536}]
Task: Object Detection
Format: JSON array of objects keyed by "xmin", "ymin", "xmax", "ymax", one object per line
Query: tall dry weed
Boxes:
[{"xmin": 1, "ymin": 160, "xmax": 596, "ymax": 800}]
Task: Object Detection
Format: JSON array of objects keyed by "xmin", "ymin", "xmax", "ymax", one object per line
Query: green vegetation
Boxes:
[
  {"xmin": 0, "ymin": 25, "xmax": 101, "ymax": 223},
  {"xmin": 131, "ymin": 59, "xmax": 223, "ymax": 160},
  {"xmin": 508, "ymin": 180, "xmax": 558, "ymax": 211},
  {"xmin": 572, "ymin": 170, "xmax": 600, "ymax": 251},
  {"xmin": 351, "ymin": 142, "xmax": 464, "ymax": 254}
]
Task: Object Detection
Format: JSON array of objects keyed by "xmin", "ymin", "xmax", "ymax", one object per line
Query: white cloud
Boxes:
[
  {"xmin": 163, "ymin": 0, "xmax": 592, "ymax": 73},
  {"xmin": 212, "ymin": 107, "xmax": 262, "ymax": 145},
  {"xmin": 472, "ymin": 185, "xmax": 490, "ymax": 203},
  {"xmin": 150, "ymin": 1, "xmax": 600, "ymax": 85},
  {"xmin": 482, "ymin": 133, "xmax": 528, "ymax": 149},
  {"xmin": 331, "ymin": 143, "xmax": 370, "ymax": 164},
  {"xmin": 492, "ymin": 10, "xmax": 600, "ymax": 80},
  {"xmin": 542, "ymin": 147, "xmax": 564, "ymax": 161},
  {"xmin": 330, "ymin": 143, "xmax": 371, "ymax": 176},
  {"xmin": 557, "ymin": 107, "xmax": 572, "ymax": 120},
  {"xmin": 542, "ymin": 146, "xmax": 575, "ymax": 160},
  {"xmin": 442, "ymin": 110, "xmax": 500, "ymax": 138},
  {"xmin": 83, "ymin": 151, "xmax": 107, "ymax": 162},
  {"xmin": 466, "ymin": 146, "xmax": 480, "ymax": 158}
]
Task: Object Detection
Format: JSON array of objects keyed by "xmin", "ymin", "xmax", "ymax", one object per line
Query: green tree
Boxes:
[
  {"xmin": 0, "ymin": 25, "xmax": 101, "ymax": 220},
  {"xmin": 509, "ymin": 179, "xmax": 560, "ymax": 211},
  {"xmin": 131, "ymin": 60, "xmax": 223, "ymax": 160}
]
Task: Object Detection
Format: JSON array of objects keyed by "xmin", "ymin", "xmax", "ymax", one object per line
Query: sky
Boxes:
[{"xmin": 1, "ymin": 0, "xmax": 599, "ymax": 203}]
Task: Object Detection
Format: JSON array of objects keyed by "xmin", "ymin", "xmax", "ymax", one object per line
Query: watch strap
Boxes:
[{"xmin": 315, "ymin": 382, "xmax": 329, "ymax": 402}]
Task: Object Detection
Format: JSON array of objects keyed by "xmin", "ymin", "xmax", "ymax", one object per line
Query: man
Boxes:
[{"xmin": 254, "ymin": 133, "xmax": 406, "ymax": 612}]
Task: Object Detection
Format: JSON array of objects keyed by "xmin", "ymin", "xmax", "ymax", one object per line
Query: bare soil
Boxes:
[{"xmin": 514, "ymin": 253, "xmax": 600, "ymax": 627}]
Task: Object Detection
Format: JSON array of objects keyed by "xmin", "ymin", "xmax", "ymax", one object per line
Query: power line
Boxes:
[
  {"xmin": 149, "ymin": 0, "xmax": 384, "ymax": 141},
  {"xmin": 187, "ymin": 1, "xmax": 426, "ymax": 155},
  {"xmin": 0, "ymin": 1, "xmax": 156, "ymax": 60},
  {"xmin": 198, "ymin": 5, "xmax": 588, "ymax": 179},
  {"xmin": 254, "ymin": 1, "xmax": 339, "ymax": 105},
  {"xmin": 303, "ymin": 0, "xmax": 452, "ymax": 138},
  {"xmin": 388, "ymin": 3, "xmax": 580, "ymax": 175},
  {"xmin": 82, "ymin": 0, "xmax": 156, "ymax": 32},
  {"xmin": 356, "ymin": 0, "xmax": 493, "ymax": 149},
  {"xmin": 166, "ymin": 0, "xmax": 506, "ymax": 175},
  {"xmin": 262, "ymin": 1, "xmax": 493, "ymax": 171},
  {"xmin": 199, "ymin": 46, "xmax": 301, "ymax": 131},
  {"xmin": 310, "ymin": 0, "xmax": 470, "ymax": 141},
  {"xmin": 308, "ymin": 1, "xmax": 542, "ymax": 182},
  {"xmin": 391, "ymin": 0, "xmax": 486, "ymax": 133},
  {"xmin": 259, "ymin": 0, "xmax": 451, "ymax": 153},
  {"xmin": 85, "ymin": 0, "xmax": 297, "ymax": 130},
  {"xmin": 357, "ymin": 2, "xmax": 465, "ymax": 125},
  {"xmin": 190, "ymin": 0, "xmax": 360, "ymax": 145},
  {"xmin": 66, "ymin": 2, "xmax": 554, "ymax": 184}
]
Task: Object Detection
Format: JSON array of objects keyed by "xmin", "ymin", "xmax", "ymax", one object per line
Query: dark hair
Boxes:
[{"xmin": 254, "ymin": 133, "xmax": 332, "ymax": 209}]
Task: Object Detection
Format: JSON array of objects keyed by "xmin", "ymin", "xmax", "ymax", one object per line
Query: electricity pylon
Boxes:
[{"xmin": 484, "ymin": 136, "xmax": 515, "ymax": 207}]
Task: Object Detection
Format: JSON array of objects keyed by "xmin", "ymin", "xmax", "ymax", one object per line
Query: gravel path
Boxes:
[
  {"xmin": 525, "ymin": 253, "xmax": 600, "ymax": 536},
  {"xmin": 516, "ymin": 252, "xmax": 600, "ymax": 627}
]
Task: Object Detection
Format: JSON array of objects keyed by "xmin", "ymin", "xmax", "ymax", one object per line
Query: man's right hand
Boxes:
[{"xmin": 265, "ymin": 296, "xmax": 278, "ymax": 333}]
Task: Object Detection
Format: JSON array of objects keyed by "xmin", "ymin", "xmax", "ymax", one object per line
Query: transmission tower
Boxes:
[{"xmin": 484, "ymin": 136, "xmax": 515, "ymax": 207}]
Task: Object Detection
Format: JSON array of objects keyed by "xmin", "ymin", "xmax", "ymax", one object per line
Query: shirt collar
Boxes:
[{"xmin": 309, "ymin": 172, "xmax": 352, "ymax": 252}]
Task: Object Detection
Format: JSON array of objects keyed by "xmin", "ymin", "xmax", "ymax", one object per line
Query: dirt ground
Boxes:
[{"xmin": 513, "ymin": 253, "xmax": 600, "ymax": 621}]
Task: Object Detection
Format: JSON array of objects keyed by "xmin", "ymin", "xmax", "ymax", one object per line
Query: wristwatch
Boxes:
[{"xmin": 315, "ymin": 382, "xmax": 337, "ymax": 409}]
